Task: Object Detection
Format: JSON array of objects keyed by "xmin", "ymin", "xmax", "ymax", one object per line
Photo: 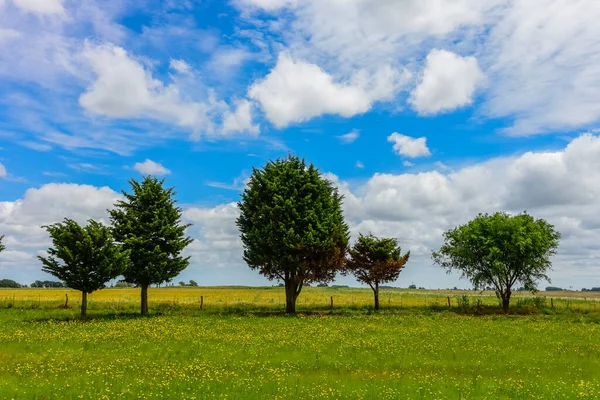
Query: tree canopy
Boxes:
[
  {"xmin": 38, "ymin": 218, "xmax": 129, "ymax": 318},
  {"xmin": 109, "ymin": 176, "xmax": 193, "ymax": 315},
  {"xmin": 0, "ymin": 279, "xmax": 22, "ymax": 288},
  {"xmin": 432, "ymin": 212, "xmax": 560, "ymax": 312},
  {"xmin": 236, "ymin": 155, "xmax": 349, "ymax": 313},
  {"xmin": 345, "ymin": 234, "xmax": 410, "ymax": 310},
  {"xmin": 0, "ymin": 235, "xmax": 4, "ymax": 254}
]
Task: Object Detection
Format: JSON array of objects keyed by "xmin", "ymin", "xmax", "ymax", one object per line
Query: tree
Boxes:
[
  {"xmin": 188, "ymin": 280, "xmax": 198, "ymax": 287},
  {"xmin": 0, "ymin": 279, "xmax": 21, "ymax": 288},
  {"xmin": 432, "ymin": 212, "xmax": 560, "ymax": 313},
  {"xmin": 179, "ymin": 281, "xmax": 186, "ymax": 287},
  {"xmin": 237, "ymin": 155, "xmax": 349, "ymax": 313},
  {"xmin": 38, "ymin": 219, "xmax": 129, "ymax": 319},
  {"xmin": 109, "ymin": 176, "xmax": 193, "ymax": 315},
  {"xmin": 0, "ymin": 235, "xmax": 4, "ymax": 255},
  {"xmin": 345, "ymin": 234, "xmax": 410, "ymax": 310}
]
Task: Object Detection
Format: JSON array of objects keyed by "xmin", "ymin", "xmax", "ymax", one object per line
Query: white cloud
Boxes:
[
  {"xmin": 207, "ymin": 47, "xmax": 251, "ymax": 74},
  {"xmin": 79, "ymin": 43, "xmax": 210, "ymax": 127},
  {"xmin": 356, "ymin": 161, "xmax": 364, "ymax": 169},
  {"xmin": 388, "ymin": 133, "xmax": 431, "ymax": 158},
  {"xmin": 410, "ymin": 49, "xmax": 485, "ymax": 115},
  {"xmin": 0, "ymin": 28, "xmax": 20, "ymax": 43},
  {"xmin": 482, "ymin": 0, "xmax": 600, "ymax": 135},
  {"xmin": 11, "ymin": 0, "xmax": 66, "ymax": 16},
  {"xmin": 403, "ymin": 161, "xmax": 415, "ymax": 167},
  {"xmin": 133, "ymin": 159, "xmax": 171, "ymax": 176},
  {"xmin": 248, "ymin": 53, "xmax": 407, "ymax": 127},
  {"xmin": 221, "ymin": 99, "xmax": 260, "ymax": 135},
  {"xmin": 337, "ymin": 129, "xmax": 359, "ymax": 144},
  {"xmin": 0, "ymin": 162, "xmax": 6, "ymax": 177},
  {"xmin": 79, "ymin": 43, "xmax": 260, "ymax": 139},
  {"xmin": 18, "ymin": 141, "xmax": 52, "ymax": 152},
  {"xmin": 169, "ymin": 59, "xmax": 191, "ymax": 74}
]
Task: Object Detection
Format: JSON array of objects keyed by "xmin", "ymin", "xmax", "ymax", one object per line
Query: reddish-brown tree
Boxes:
[{"xmin": 345, "ymin": 234, "xmax": 410, "ymax": 310}]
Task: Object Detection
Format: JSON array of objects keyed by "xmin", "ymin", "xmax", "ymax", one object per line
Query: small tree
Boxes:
[
  {"xmin": 0, "ymin": 235, "xmax": 5, "ymax": 254},
  {"xmin": 189, "ymin": 280, "xmax": 198, "ymax": 287},
  {"xmin": 110, "ymin": 176, "xmax": 193, "ymax": 315},
  {"xmin": 345, "ymin": 234, "xmax": 410, "ymax": 310},
  {"xmin": 432, "ymin": 212, "xmax": 560, "ymax": 313},
  {"xmin": 179, "ymin": 281, "xmax": 186, "ymax": 287},
  {"xmin": 237, "ymin": 155, "xmax": 349, "ymax": 313},
  {"xmin": 38, "ymin": 219, "xmax": 129, "ymax": 319}
]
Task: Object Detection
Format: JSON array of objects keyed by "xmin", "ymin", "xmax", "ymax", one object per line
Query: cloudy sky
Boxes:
[{"xmin": 1, "ymin": 0, "xmax": 600, "ymax": 289}]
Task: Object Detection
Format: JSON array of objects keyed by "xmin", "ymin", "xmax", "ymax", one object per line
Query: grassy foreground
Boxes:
[{"xmin": 1, "ymin": 287, "xmax": 600, "ymax": 399}]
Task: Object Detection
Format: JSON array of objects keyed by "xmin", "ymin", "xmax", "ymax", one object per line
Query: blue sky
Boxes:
[{"xmin": 1, "ymin": 0, "xmax": 600, "ymax": 289}]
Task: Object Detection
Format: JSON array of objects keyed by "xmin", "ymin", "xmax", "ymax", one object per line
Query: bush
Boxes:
[{"xmin": 455, "ymin": 295, "xmax": 470, "ymax": 311}]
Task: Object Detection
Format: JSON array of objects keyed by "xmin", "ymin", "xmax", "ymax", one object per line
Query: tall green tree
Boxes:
[
  {"xmin": 38, "ymin": 218, "xmax": 129, "ymax": 319},
  {"xmin": 237, "ymin": 155, "xmax": 349, "ymax": 313},
  {"xmin": 109, "ymin": 176, "xmax": 193, "ymax": 315},
  {"xmin": 432, "ymin": 212, "xmax": 561, "ymax": 312},
  {"xmin": 345, "ymin": 234, "xmax": 410, "ymax": 310}
]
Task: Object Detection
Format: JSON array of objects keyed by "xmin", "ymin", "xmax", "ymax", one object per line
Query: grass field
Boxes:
[{"xmin": 1, "ymin": 287, "xmax": 600, "ymax": 399}]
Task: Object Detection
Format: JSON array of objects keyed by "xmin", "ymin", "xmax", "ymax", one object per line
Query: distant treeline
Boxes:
[{"xmin": 0, "ymin": 279, "xmax": 66, "ymax": 288}]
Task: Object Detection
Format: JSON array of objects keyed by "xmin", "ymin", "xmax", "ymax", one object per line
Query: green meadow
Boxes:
[{"xmin": 1, "ymin": 287, "xmax": 600, "ymax": 399}]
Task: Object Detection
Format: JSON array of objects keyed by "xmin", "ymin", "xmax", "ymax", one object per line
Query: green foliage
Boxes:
[
  {"xmin": 432, "ymin": 211, "xmax": 561, "ymax": 311},
  {"xmin": 109, "ymin": 177, "xmax": 193, "ymax": 288},
  {"xmin": 38, "ymin": 219, "xmax": 129, "ymax": 317},
  {"xmin": 455, "ymin": 295, "xmax": 470, "ymax": 311},
  {"xmin": 236, "ymin": 155, "xmax": 349, "ymax": 312},
  {"xmin": 30, "ymin": 280, "xmax": 65, "ymax": 288},
  {"xmin": 0, "ymin": 235, "xmax": 4, "ymax": 254},
  {"xmin": 0, "ymin": 279, "xmax": 21, "ymax": 288},
  {"xmin": 38, "ymin": 219, "xmax": 129, "ymax": 293}
]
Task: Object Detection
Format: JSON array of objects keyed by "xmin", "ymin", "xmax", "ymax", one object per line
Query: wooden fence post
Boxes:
[
  {"xmin": 200, "ymin": 296, "xmax": 204, "ymax": 310},
  {"xmin": 447, "ymin": 296, "xmax": 451, "ymax": 308},
  {"xmin": 551, "ymin": 298, "xmax": 554, "ymax": 310},
  {"xmin": 330, "ymin": 296, "xmax": 333, "ymax": 309},
  {"xmin": 64, "ymin": 294, "xmax": 69, "ymax": 309}
]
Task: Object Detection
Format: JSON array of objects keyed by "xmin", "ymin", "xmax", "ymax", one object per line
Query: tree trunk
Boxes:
[
  {"xmin": 502, "ymin": 292, "xmax": 511, "ymax": 313},
  {"xmin": 81, "ymin": 291, "xmax": 87, "ymax": 320},
  {"xmin": 284, "ymin": 280, "xmax": 301, "ymax": 314},
  {"xmin": 141, "ymin": 284, "xmax": 149, "ymax": 315},
  {"xmin": 373, "ymin": 282, "xmax": 380, "ymax": 311}
]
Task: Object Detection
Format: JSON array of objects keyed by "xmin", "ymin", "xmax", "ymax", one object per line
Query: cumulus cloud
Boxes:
[
  {"xmin": 388, "ymin": 133, "xmax": 431, "ymax": 158},
  {"xmin": 410, "ymin": 49, "xmax": 485, "ymax": 115},
  {"xmin": 79, "ymin": 43, "xmax": 215, "ymax": 128},
  {"xmin": 221, "ymin": 99, "xmax": 260, "ymax": 136},
  {"xmin": 248, "ymin": 53, "xmax": 407, "ymax": 127},
  {"xmin": 133, "ymin": 159, "xmax": 171, "ymax": 176},
  {"xmin": 0, "ymin": 163, "xmax": 6, "ymax": 177},
  {"xmin": 337, "ymin": 130, "xmax": 360, "ymax": 144},
  {"xmin": 79, "ymin": 43, "xmax": 259, "ymax": 138}
]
